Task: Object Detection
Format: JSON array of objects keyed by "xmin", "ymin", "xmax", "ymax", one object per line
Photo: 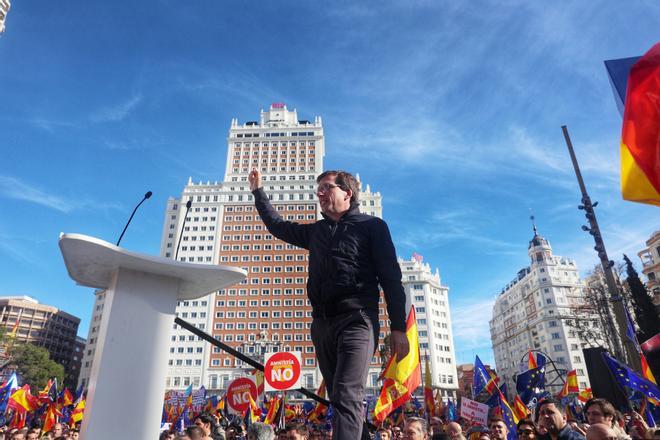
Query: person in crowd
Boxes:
[
  {"xmin": 195, "ymin": 412, "xmax": 222, "ymax": 440},
  {"xmin": 403, "ymin": 417, "xmax": 429, "ymax": 440},
  {"xmin": 585, "ymin": 423, "xmax": 617, "ymax": 440},
  {"xmin": 161, "ymin": 431, "xmax": 177, "ymax": 440},
  {"xmin": 286, "ymin": 424, "xmax": 309, "ymax": 440},
  {"xmin": 247, "ymin": 422, "xmax": 275, "ymax": 440},
  {"xmin": 536, "ymin": 398, "xmax": 585, "ymax": 440},
  {"xmin": 186, "ymin": 426, "xmax": 209, "ymax": 440},
  {"xmin": 488, "ymin": 417, "xmax": 508, "ymax": 440},
  {"xmin": 377, "ymin": 428, "xmax": 393, "ymax": 440},
  {"xmin": 250, "ymin": 168, "xmax": 408, "ymax": 440},
  {"xmin": 585, "ymin": 399, "xmax": 615, "ymax": 427},
  {"xmin": 430, "ymin": 418, "xmax": 444, "ymax": 436},
  {"xmin": 52, "ymin": 424, "xmax": 63, "ymax": 438},
  {"xmin": 517, "ymin": 419, "xmax": 538, "ymax": 440},
  {"xmin": 446, "ymin": 421, "xmax": 465, "ymax": 440}
]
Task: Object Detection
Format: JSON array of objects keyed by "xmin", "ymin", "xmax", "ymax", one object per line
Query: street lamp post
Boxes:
[{"xmin": 561, "ymin": 126, "xmax": 641, "ymax": 371}]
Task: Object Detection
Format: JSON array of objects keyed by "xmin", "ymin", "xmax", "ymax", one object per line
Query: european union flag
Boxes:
[
  {"xmin": 483, "ymin": 391, "xmax": 518, "ymax": 440},
  {"xmin": 603, "ymin": 353, "xmax": 660, "ymax": 402},
  {"xmin": 473, "ymin": 355, "xmax": 491, "ymax": 397},
  {"xmin": 516, "ymin": 366, "xmax": 546, "ymax": 405}
]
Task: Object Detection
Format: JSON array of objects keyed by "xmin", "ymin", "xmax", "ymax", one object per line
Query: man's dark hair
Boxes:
[
  {"xmin": 406, "ymin": 417, "xmax": 429, "ymax": 434},
  {"xmin": 286, "ymin": 423, "xmax": 309, "ymax": 437},
  {"xmin": 185, "ymin": 425, "xmax": 206, "ymax": 440},
  {"xmin": 584, "ymin": 398, "xmax": 616, "ymax": 418},
  {"xmin": 516, "ymin": 419, "xmax": 535, "ymax": 429},
  {"xmin": 535, "ymin": 397, "xmax": 565, "ymax": 421},
  {"xmin": 196, "ymin": 412, "xmax": 215, "ymax": 424},
  {"xmin": 488, "ymin": 415, "xmax": 505, "ymax": 427},
  {"xmin": 317, "ymin": 170, "xmax": 360, "ymax": 203}
]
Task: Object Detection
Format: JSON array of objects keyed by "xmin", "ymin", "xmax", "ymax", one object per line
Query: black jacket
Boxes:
[
  {"xmin": 252, "ymin": 188, "xmax": 407, "ymax": 331},
  {"xmin": 538, "ymin": 425, "xmax": 585, "ymax": 440}
]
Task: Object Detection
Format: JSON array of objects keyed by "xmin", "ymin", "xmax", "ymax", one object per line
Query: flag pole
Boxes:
[
  {"xmin": 174, "ymin": 317, "xmax": 330, "ymax": 406},
  {"xmin": 561, "ymin": 126, "xmax": 641, "ymax": 371}
]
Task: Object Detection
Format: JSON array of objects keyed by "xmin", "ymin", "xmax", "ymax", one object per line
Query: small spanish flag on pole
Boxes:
[
  {"xmin": 620, "ymin": 42, "xmax": 660, "ymax": 206},
  {"xmin": 373, "ymin": 306, "xmax": 422, "ymax": 422},
  {"xmin": 557, "ymin": 370, "xmax": 579, "ymax": 398}
]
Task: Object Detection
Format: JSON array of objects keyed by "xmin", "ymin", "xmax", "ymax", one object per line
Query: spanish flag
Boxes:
[
  {"xmin": 620, "ymin": 42, "xmax": 660, "ymax": 206},
  {"xmin": 61, "ymin": 388, "xmax": 74, "ymax": 407},
  {"xmin": 641, "ymin": 353, "xmax": 657, "ymax": 385},
  {"xmin": 513, "ymin": 395, "xmax": 530, "ymax": 421},
  {"xmin": 263, "ymin": 394, "xmax": 281, "ymax": 425},
  {"xmin": 557, "ymin": 370, "xmax": 579, "ymax": 398},
  {"xmin": 43, "ymin": 404, "xmax": 63, "ymax": 433},
  {"xmin": 373, "ymin": 306, "xmax": 421, "ymax": 422},
  {"xmin": 71, "ymin": 399, "xmax": 85, "ymax": 424},
  {"xmin": 577, "ymin": 388, "xmax": 593, "ymax": 403},
  {"xmin": 8, "ymin": 385, "xmax": 39, "ymax": 412},
  {"xmin": 528, "ymin": 351, "xmax": 538, "ymax": 370},
  {"xmin": 308, "ymin": 381, "xmax": 327, "ymax": 422}
]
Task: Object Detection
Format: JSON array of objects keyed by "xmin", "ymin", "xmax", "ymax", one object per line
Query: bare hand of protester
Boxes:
[
  {"xmin": 390, "ymin": 330, "xmax": 409, "ymax": 361},
  {"xmin": 570, "ymin": 422, "xmax": 587, "ymax": 436},
  {"xmin": 248, "ymin": 169, "xmax": 262, "ymax": 191},
  {"xmin": 631, "ymin": 411, "xmax": 651, "ymax": 439}
]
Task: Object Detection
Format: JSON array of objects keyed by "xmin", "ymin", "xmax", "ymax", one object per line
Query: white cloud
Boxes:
[
  {"xmin": 0, "ymin": 175, "xmax": 125, "ymax": 214},
  {"xmin": 91, "ymin": 94, "xmax": 142, "ymax": 123},
  {"xmin": 0, "ymin": 175, "xmax": 74, "ymax": 213}
]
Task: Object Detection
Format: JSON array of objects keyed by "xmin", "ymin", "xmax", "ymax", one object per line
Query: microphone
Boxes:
[
  {"xmin": 116, "ymin": 191, "xmax": 153, "ymax": 246},
  {"xmin": 174, "ymin": 199, "xmax": 193, "ymax": 261}
]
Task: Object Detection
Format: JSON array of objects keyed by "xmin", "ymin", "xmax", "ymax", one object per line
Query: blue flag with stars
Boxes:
[
  {"xmin": 603, "ymin": 353, "xmax": 660, "ymax": 402},
  {"xmin": 516, "ymin": 365, "xmax": 546, "ymax": 405},
  {"xmin": 473, "ymin": 355, "xmax": 491, "ymax": 397}
]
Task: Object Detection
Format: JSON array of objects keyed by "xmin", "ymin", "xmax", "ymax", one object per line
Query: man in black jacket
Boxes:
[{"xmin": 249, "ymin": 169, "xmax": 409, "ymax": 439}]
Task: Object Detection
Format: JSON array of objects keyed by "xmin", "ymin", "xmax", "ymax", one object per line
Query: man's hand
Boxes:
[
  {"xmin": 390, "ymin": 330, "xmax": 409, "ymax": 361},
  {"xmin": 248, "ymin": 168, "xmax": 262, "ymax": 191}
]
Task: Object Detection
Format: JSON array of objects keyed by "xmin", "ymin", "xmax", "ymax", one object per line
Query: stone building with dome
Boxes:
[{"xmin": 489, "ymin": 224, "xmax": 598, "ymax": 396}]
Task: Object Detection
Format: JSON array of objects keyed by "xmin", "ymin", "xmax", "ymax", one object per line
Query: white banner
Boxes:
[{"xmin": 459, "ymin": 397, "xmax": 489, "ymax": 426}]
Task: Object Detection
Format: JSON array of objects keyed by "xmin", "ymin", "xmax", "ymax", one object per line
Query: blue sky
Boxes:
[{"xmin": 1, "ymin": 1, "xmax": 658, "ymax": 366}]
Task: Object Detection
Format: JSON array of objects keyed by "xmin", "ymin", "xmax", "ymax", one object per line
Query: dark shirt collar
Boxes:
[{"xmin": 321, "ymin": 201, "xmax": 360, "ymax": 223}]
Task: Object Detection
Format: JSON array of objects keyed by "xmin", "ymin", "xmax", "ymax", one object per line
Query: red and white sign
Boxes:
[
  {"xmin": 459, "ymin": 397, "xmax": 489, "ymax": 426},
  {"xmin": 264, "ymin": 351, "xmax": 302, "ymax": 392},
  {"xmin": 226, "ymin": 377, "xmax": 258, "ymax": 414}
]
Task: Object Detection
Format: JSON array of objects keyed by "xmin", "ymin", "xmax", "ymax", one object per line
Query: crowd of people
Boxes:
[
  {"xmin": 0, "ymin": 423, "xmax": 79, "ymax": 440},
  {"xmin": 156, "ymin": 396, "xmax": 658, "ymax": 440}
]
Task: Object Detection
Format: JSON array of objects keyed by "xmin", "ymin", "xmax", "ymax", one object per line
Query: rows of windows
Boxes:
[
  {"xmin": 233, "ymin": 167, "xmax": 316, "ymax": 174},
  {"xmin": 217, "ymin": 288, "xmax": 308, "ymax": 296},
  {"xmin": 166, "ymin": 376, "xmax": 200, "ymax": 388},
  {"xmin": 216, "ymin": 298, "xmax": 310, "ymax": 307}
]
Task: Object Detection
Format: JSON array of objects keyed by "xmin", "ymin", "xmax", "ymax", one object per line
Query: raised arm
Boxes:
[{"xmin": 249, "ymin": 169, "xmax": 312, "ymax": 250}]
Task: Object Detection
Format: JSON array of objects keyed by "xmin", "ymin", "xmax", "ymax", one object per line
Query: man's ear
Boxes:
[{"xmin": 345, "ymin": 189, "xmax": 352, "ymax": 201}]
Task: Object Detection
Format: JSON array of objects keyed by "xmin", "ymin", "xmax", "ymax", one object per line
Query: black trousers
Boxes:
[{"xmin": 311, "ymin": 309, "xmax": 380, "ymax": 440}]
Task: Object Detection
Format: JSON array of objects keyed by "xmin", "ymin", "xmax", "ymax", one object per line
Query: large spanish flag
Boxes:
[
  {"xmin": 373, "ymin": 306, "xmax": 421, "ymax": 422},
  {"xmin": 621, "ymin": 42, "xmax": 660, "ymax": 206}
]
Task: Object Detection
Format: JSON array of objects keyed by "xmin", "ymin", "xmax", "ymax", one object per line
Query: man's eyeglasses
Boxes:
[
  {"xmin": 517, "ymin": 429, "xmax": 534, "ymax": 436},
  {"xmin": 316, "ymin": 183, "xmax": 341, "ymax": 193}
]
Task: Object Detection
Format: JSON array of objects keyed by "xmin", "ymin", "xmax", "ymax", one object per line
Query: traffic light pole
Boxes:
[{"xmin": 561, "ymin": 126, "xmax": 641, "ymax": 371}]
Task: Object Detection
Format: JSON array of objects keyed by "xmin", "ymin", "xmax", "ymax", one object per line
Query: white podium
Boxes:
[{"xmin": 59, "ymin": 233, "xmax": 246, "ymax": 439}]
